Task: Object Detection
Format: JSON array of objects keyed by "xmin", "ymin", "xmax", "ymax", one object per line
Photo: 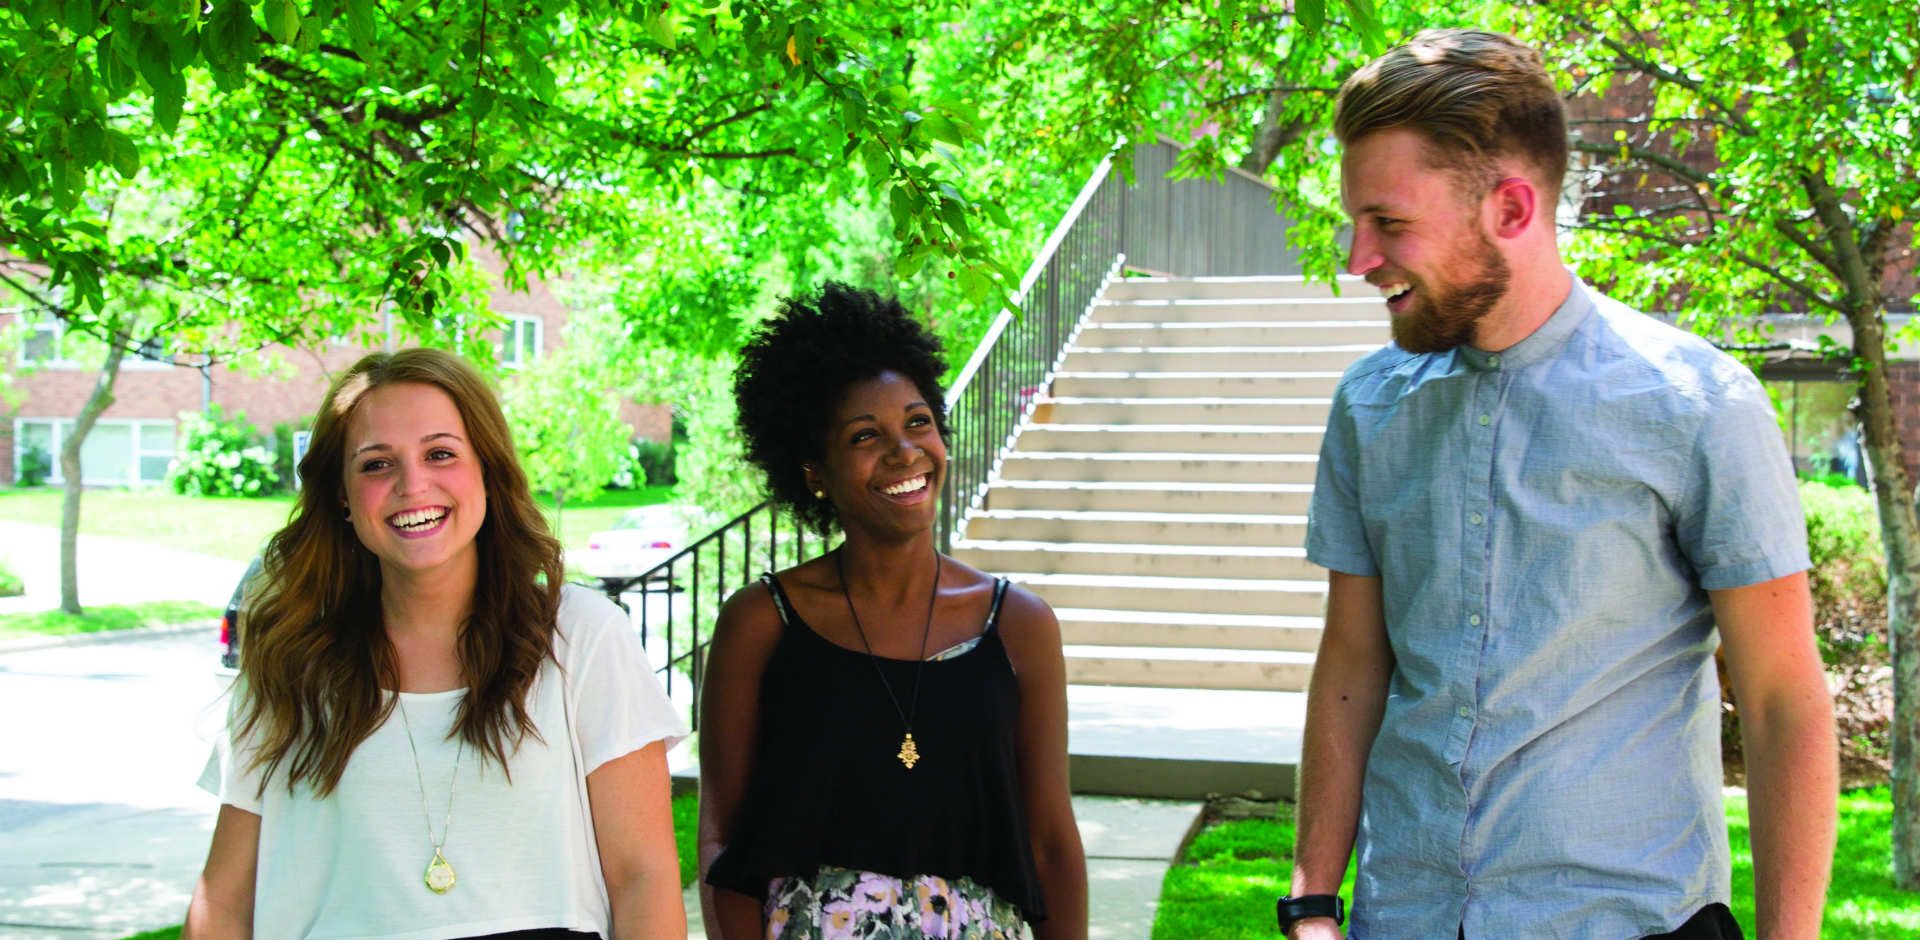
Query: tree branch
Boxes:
[
  {"xmin": 1568, "ymin": 219, "xmax": 1841, "ymax": 313},
  {"xmin": 1773, "ymin": 217, "xmax": 1843, "ymax": 279},
  {"xmin": 1572, "ymin": 13, "xmax": 1759, "ymax": 136},
  {"xmin": 1571, "ymin": 139, "xmax": 1711, "ymax": 186}
]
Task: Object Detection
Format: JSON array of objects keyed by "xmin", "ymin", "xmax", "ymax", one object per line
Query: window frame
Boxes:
[{"xmin": 13, "ymin": 417, "xmax": 177, "ymax": 486}]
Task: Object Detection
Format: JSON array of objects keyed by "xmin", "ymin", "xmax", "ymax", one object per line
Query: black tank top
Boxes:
[{"xmin": 704, "ymin": 573, "xmax": 1047, "ymax": 921}]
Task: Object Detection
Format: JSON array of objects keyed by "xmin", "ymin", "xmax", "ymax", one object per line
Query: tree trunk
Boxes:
[
  {"xmin": 58, "ymin": 337, "xmax": 128, "ymax": 615},
  {"xmin": 1237, "ymin": 87, "xmax": 1310, "ymax": 176},
  {"xmin": 1844, "ymin": 299, "xmax": 1920, "ymax": 889}
]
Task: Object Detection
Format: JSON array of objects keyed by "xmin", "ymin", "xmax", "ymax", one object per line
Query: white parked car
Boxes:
[{"xmin": 574, "ymin": 505, "xmax": 689, "ymax": 581}]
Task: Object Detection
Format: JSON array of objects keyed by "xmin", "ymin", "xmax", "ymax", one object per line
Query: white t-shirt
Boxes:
[{"xmin": 202, "ymin": 584, "xmax": 688, "ymax": 940}]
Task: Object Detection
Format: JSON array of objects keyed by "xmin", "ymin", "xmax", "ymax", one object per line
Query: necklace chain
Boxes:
[
  {"xmin": 395, "ymin": 695, "xmax": 462, "ymax": 881},
  {"xmin": 836, "ymin": 548, "xmax": 940, "ymax": 768}
]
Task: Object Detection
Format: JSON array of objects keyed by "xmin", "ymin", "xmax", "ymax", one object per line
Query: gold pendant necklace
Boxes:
[
  {"xmin": 837, "ymin": 548, "xmax": 940, "ymax": 770},
  {"xmin": 397, "ymin": 696, "xmax": 463, "ymax": 894}
]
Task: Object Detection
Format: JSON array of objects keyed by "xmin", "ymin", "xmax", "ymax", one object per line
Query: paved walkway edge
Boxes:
[{"xmin": 0, "ymin": 621, "xmax": 216, "ymax": 655}]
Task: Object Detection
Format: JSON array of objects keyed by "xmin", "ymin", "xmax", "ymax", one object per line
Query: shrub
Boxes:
[
  {"xmin": 17, "ymin": 443, "xmax": 51, "ymax": 486},
  {"xmin": 1723, "ymin": 480, "xmax": 1890, "ymax": 787},
  {"xmin": 608, "ymin": 437, "xmax": 678, "ymax": 489},
  {"xmin": 167, "ymin": 406, "xmax": 281, "ymax": 498},
  {"xmin": 0, "ymin": 558, "xmax": 22, "ymax": 597}
]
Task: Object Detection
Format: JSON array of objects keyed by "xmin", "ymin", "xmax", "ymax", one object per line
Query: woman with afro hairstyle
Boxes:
[{"xmin": 698, "ymin": 283, "xmax": 1087, "ymax": 940}]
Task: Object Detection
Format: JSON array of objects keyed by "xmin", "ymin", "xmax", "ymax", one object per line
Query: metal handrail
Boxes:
[{"xmin": 602, "ymin": 138, "xmax": 1294, "ymax": 730}]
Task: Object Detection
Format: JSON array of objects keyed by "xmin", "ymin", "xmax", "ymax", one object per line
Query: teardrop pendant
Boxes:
[
  {"xmin": 897, "ymin": 732, "xmax": 921, "ymax": 769},
  {"xmin": 424, "ymin": 847, "xmax": 457, "ymax": 894}
]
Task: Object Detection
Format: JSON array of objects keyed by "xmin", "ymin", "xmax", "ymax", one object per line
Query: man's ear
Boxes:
[{"xmin": 1487, "ymin": 175, "xmax": 1540, "ymax": 240}]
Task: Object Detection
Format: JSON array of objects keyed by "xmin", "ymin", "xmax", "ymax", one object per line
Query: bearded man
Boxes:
[{"xmin": 1280, "ymin": 29, "xmax": 1838, "ymax": 940}]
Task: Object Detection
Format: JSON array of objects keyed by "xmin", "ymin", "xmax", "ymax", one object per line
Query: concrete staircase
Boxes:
[{"xmin": 950, "ymin": 275, "xmax": 1388, "ymax": 796}]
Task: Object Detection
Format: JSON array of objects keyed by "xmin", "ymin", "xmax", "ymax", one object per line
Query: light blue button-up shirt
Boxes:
[{"xmin": 1306, "ymin": 278, "xmax": 1809, "ymax": 939}]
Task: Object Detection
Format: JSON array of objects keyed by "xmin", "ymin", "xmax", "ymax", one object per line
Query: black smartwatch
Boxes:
[{"xmin": 1276, "ymin": 894, "xmax": 1345, "ymax": 933}]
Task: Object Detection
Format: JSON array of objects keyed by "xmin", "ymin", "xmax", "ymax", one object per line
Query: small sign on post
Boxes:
[{"xmin": 292, "ymin": 431, "xmax": 311, "ymax": 489}]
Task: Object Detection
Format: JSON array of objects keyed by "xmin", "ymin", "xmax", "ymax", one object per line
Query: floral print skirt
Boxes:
[{"xmin": 763, "ymin": 866, "xmax": 1029, "ymax": 940}]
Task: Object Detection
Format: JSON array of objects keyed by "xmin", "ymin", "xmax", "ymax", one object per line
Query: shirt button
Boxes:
[
  {"xmin": 1469, "ymin": 613, "xmax": 1483, "ymax": 626},
  {"xmin": 1457, "ymin": 705, "xmax": 1473, "ymax": 718},
  {"xmin": 1469, "ymin": 512, "xmax": 1485, "ymax": 525},
  {"xmin": 1478, "ymin": 413, "xmax": 1491, "ymax": 426},
  {"xmin": 1487, "ymin": 354, "xmax": 1501, "ymax": 368}
]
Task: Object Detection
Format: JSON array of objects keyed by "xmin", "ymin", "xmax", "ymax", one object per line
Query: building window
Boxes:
[
  {"xmin": 1765, "ymin": 374, "xmax": 1865, "ymax": 485},
  {"xmin": 500, "ymin": 314, "xmax": 543, "ymax": 370},
  {"xmin": 19, "ymin": 319, "xmax": 77, "ymax": 368},
  {"xmin": 12, "ymin": 418, "xmax": 176, "ymax": 487}
]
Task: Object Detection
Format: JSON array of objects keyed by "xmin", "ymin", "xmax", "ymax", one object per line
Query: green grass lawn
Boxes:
[
  {"xmin": 0, "ymin": 484, "xmax": 676, "ymax": 567},
  {"xmin": 0, "ymin": 487, "xmax": 295, "ymax": 561},
  {"xmin": 0, "ymin": 600, "xmax": 221, "ymax": 643},
  {"xmin": 1152, "ymin": 787, "xmax": 1915, "ymax": 939}
]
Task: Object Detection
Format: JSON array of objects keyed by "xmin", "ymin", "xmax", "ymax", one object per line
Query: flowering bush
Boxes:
[{"xmin": 167, "ymin": 406, "xmax": 280, "ymax": 498}]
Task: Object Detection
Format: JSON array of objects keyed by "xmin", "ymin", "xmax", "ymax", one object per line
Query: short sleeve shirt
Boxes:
[
  {"xmin": 204, "ymin": 584, "xmax": 687, "ymax": 940},
  {"xmin": 1305, "ymin": 277, "xmax": 1809, "ymax": 939}
]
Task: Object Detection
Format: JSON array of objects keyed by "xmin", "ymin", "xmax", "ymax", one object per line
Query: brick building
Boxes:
[
  {"xmin": 1, "ymin": 244, "xmax": 670, "ymax": 486},
  {"xmin": 1564, "ymin": 74, "xmax": 1920, "ymax": 485}
]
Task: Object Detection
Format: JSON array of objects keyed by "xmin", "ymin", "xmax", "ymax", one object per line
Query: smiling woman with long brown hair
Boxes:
[
  {"xmin": 696, "ymin": 283, "xmax": 1087, "ymax": 940},
  {"xmin": 185, "ymin": 348, "xmax": 688, "ymax": 940}
]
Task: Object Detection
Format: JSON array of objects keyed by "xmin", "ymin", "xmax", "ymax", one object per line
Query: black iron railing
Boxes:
[
  {"xmin": 600, "ymin": 138, "xmax": 1294, "ymax": 730},
  {"xmin": 593, "ymin": 501, "xmax": 833, "ymax": 730},
  {"xmin": 937, "ymin": 149, "xmax": 1128, "ymax": 549}
]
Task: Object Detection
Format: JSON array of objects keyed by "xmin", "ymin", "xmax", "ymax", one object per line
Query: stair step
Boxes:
[
  {"xmin": 1013, "ymin": 572, "xmax": 1327, "ymax": 617},
  {"xmin": 965, "ymin": 509, "xmax": 1308, "ymax": 545},
  {"xmin": 1102, "ymin": 275, "xmax": 1369, "ymax": 301},
  {"xmin": 1061, "ymin": 346, "xmax": 1378, "ymax": 372},
  {"xmin": 1016, "ymin": 424, "xmax": 1323, "ymax": 455},
  {"xmin": 955, "ymin": 540, "xmax": 1319, "ymax": 581},
  {"xmin": 1073, "ymin": 322, "xmax": 1390, "ymax": 348},
  {"xmin": 1041, "ymin": 397, "xmax": 1334, "ymax": 426},
  {"xmin": 982, "ymin": 480, "xmax": 1315, "ymax": 514},
  {"xmin": 1067, "ymin": 684, "xmax": 1303, "ymax": 799},
  {"xmin": 1050, "ymin": 371, "xmax": 1344, "ymax": 398},
  {"xmin": 1065, "ymin": 645, "xmax": 1316, "ymax": 691},
  {"xmin": 998, "ymin": 452, "xmax": 1318, "ymax": 485},
  {"xmin": 1089, "ymin": 298, "xmax": 1388, "ymax": 324},
  {"xmin": 1056, "ymin": 607, "xmax": 1322, "ymax": 651}
]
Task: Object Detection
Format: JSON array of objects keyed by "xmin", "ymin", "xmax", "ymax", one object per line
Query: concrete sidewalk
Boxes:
[
  {"xmin": 682, "ymin": 795, "xmax": 1200, "ymax": 940},
  {"xmin": 0, "ymin": 521, "xmax": 246, "ymax": 618}
]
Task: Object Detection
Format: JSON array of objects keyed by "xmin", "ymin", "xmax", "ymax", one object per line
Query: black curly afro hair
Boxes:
[{"xmin": 733, "ymin": 281, "xmax": 951, "ymax": 535}]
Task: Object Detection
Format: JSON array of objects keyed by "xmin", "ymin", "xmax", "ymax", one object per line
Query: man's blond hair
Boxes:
[{"xmin": 1334, "ymin": 29, "xmax": 1568, "ymax": 200}]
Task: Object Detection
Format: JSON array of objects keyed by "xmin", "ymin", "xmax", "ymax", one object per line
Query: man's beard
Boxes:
[{"xmin": 1391, "ymin": 237, "xmax": 1512, "ymax": 354}]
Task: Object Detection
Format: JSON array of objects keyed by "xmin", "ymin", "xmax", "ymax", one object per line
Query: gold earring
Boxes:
[{"xmin": 813, "ymin": 489, "xmax": 827, "ymax": 500}]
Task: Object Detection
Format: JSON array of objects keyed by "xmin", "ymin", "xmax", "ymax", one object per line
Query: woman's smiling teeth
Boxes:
[
  {"xmin": 388, "ymin": 507, "xmax": 448, "ymax": 530},
  {"xmin": 880, "ymin": 474, "xmax": 928, "ymax": 496}
]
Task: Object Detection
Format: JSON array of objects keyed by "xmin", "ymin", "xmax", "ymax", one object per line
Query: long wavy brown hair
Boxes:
[{"xmin": 236, "ymin": 348, "xmax": 565, "ymax": 797}]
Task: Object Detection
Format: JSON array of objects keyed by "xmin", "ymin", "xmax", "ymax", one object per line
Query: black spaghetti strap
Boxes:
[
  {"xmin": 759, "ymin": 573, "xmax": 795, "ymax": 628},
  {"xmin": 984, "ymin": 577, "xmax": 1011, "ymax": 631}
]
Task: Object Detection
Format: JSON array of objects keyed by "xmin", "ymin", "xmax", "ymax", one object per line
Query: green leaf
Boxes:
[
  {"xmin": 346, "ymin": 0, "xmax": 376, "ymax": 56},
  {"xmin": 919, "ymin": 113, "xmax": 963, "ymax": 146},
  {"xmin": 1297, "ymin": 0, "xmax": 1326, "ymax": 33},
  {"xmin": 1344, "ymin": 0, "xmax": 1384, "ymax": 54},
  {"xmin": 151, "ymin": 70, "xmax": 185, "ymax": 132},
  {"xmin": 104, "ymin": 129, "xmax": 139, "ymax": 178},
  {"xmin": 264, "ymin": 0, "xmax": 300, "ymax": 44},
  {"xmin": 861, "ymin": 140, "xmax": 890, "ymax": 183},
  {"xmin": 63, "ymin": 0, "xmax": 97, "ymax": 36},
  {"xmin": 887, "ymin": 185, "xmax": 914, "ymax": 239},
  {"xmin": 646, "ymin": 10, "xmax": 679, "ymax": 49}
]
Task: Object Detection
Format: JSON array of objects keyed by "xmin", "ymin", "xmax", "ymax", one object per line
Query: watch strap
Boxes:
[{"xmin": 1276, "ymin": 894, "xmax": 1345, "ymax": 931}]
